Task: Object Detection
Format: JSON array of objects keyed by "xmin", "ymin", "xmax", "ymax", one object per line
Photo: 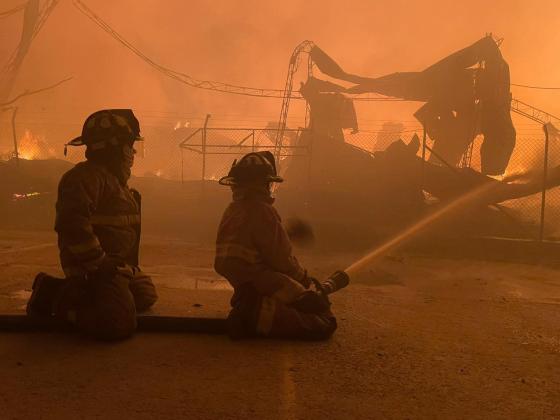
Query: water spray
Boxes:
[{"xmin": 324, "ymin": 182, "xmax": 497, "ymax": 289}]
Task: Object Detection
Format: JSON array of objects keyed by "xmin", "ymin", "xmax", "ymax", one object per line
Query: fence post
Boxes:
[
  {"xmin": 201, "ymin": 114, "xmax": 211, "ymax": 182},
  {"xmin": 306, "ymin": 129, "xmax": 313, "ymax": 190},
  {"xmin": 420, "ymin": 124, "xmax": 427, "ymax": 198},
  {"xmin": 539, "ymin": 123, "xmax": 550, "ymax": 242},
  {"xmin": 11, "ymin": 107, "xmax": 19, "ymax": 165},
  {"xmin": 252, "ymin": 129, "xmax": 255, "ymax": 152}
]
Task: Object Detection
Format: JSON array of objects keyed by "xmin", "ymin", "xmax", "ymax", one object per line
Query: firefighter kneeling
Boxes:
[
  {"xmin": 215, "ymin": 151, "xmax": 343, "ymax": 340},
  {"xmin": 26, "ymin": 109, "xmax": 157, "ymax": 340}
]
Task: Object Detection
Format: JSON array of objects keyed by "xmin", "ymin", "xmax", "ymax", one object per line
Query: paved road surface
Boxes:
[{"xmin": 1, "ymin": 230, "xmax": 559, "ymax": 419}]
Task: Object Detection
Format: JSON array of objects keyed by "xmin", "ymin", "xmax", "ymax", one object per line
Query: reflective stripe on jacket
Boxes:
[
  {"xmin": 55, "ymin": 161, "xmax": 141, "ymax": 276},
  {"xmin": 214, "ymin": 192, "xmax": 307, "ymax": 302}
]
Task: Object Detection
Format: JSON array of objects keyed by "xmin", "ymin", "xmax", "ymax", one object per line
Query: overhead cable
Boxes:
[
  {"xmin": 511, "ymin": 83, "xmax": 560, "ymax": 90},
  {"xmin": 71, "ymin": 0, "xmax": 401, "ymax": 102}
]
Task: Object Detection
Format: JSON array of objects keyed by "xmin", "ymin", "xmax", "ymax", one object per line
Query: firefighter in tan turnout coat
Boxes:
[
  {"xmin": 215, "ymin": 151, "xmax": 337, "ymax": 340},
  {"xmin": 26, "ymin": 109, "xmax": 157, "ymax": 340}
]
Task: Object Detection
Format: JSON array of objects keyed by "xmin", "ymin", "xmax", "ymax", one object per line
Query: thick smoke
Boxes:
[{"xmin": 1, "ymin": 0, "xmax": 559, "ymax": 152}]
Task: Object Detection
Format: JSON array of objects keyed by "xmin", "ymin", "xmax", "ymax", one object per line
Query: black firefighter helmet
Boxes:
[
  {"xmin": 64, "ymin": 109, "xmax": 143, "ymax": 155},
  {"xmin": 219, "ymin": 151, "xmax": 283, "ymax": 186}
]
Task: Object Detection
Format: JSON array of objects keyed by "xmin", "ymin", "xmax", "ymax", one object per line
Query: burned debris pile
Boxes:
[{"xmin": 278, "ymin": 38, "xmax": 559, "ymax": 240}]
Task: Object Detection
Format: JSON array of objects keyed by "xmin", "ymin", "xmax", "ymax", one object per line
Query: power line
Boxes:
[
  {"xmin": 72, "ymin": 0, "xmax": 560, "ymax": 105},
  {"xmin": 31, "ymin": 0, "xmax": 60, "ymax": 42},
  {"xmin": 71, "ymin": 0, "xmax": 401, "ymax": 102},
  {"xmin": 511, "ymin": 83, "xmax": 560, "ymax": 90}
]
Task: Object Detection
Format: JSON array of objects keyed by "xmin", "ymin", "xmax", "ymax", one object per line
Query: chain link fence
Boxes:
[
  {"xmin": 3, "ymin": 117, "xmax": 559, "ymax": 241},
  {"xmin": 178, "ymin": 127, "xmax": 310, "ymax": 182},
  {"xmin": 343, "ymin": 127, "xmax": 560, "ymax": 240}
]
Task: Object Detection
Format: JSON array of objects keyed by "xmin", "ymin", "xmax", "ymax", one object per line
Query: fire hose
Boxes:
[{"xmin": 0, "ymin": 270, "xmax": 350, "ymax": 334}]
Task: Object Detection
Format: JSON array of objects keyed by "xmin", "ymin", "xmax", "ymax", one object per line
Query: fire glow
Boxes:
[
  {"xmin": 173, "ymin": 121, "xmax": 190, "ymax": 130},
  {"xmin": 18, "ymin": 130, "xmax": 56, "ymax": 160},
  {"xmin": 12, "ymin": 192, "xmax": 44, "ymax": 201}
]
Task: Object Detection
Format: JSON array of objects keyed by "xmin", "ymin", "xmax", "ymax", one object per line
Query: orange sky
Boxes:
[{"xmin": 1, "ymin": 0, "xmax": 559, "ymax": 145}]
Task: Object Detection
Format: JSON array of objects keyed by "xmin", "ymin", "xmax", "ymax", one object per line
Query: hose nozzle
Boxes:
[{"xmin": 316, "ymin": 270, "xmax": 350, "ymax": 295}]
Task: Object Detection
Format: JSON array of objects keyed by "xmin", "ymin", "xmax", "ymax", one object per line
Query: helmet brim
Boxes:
[
  {"xmin": 67, "ymin": 136, "xmax": 85, "ymax": 147},
  {"xmin": 218, "ymin": 175, "xmax": 284, "ymax": 186},
  {"xmin": 65, "ymin": 134, "xmax": 143, "ymax": 149}
]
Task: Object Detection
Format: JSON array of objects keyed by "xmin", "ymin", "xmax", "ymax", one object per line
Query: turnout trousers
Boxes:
[
  {"xmin": 33, "ymin": 268, "xmax": 157, "ymax": 340},
  {"xmin": 227, "ymin": 284, "xmax": 337, "ymax": 341}
]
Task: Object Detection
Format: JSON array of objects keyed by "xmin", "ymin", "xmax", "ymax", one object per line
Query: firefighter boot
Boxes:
[{"xmin": 26, "ymin": 273, "xmax": 67, "ymax": 319}]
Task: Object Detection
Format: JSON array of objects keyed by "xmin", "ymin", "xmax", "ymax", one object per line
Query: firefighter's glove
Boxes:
[
  {"xmin": 290, "ymin": 291, "xmax": 331, "ymax": 314},
  {"xmin": 96, "ymin": 257, "xmax": 119, "ymax": 276},
  {"xmin": 89, "ymin": 257, "xmax": 129, "ymax": 279},
  {"xmin": 299, "ymin": 271, "xmax": 314, "ymax": 289}
]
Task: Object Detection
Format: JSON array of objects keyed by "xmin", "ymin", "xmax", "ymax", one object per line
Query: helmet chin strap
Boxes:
[{"xmin": 231, "ymin": 183, "xmax": 272, "ymax": 201}]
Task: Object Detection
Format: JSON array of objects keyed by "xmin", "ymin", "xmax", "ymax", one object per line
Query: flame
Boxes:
[
  {"xmin": 173, "ymin": 121, "xmax": 190, "ymax": 130},
  {"xmin": 503, "ymin": 168, "xmax": 531, "ymax": 182},
  {"xmin": 12, "ymin": 192, "xmax": 44, "ymax": 201},
  {"xmin": 18, "ymin": 130, "xmax": 56, "ymax": 160}
]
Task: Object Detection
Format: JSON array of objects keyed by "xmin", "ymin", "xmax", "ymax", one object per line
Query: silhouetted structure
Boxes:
[
  {"xmin": 374, "ymin": 122, "xmax": 405, "ymax": 152},
  {"xmin": 307, "ymin": 36, "xmax": 515, "ymax": 175}
]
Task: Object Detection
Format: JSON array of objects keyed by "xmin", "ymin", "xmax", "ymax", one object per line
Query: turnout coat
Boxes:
[{"xmin": 215, "ymin": 189, "xmax": 336, "ymax": 340}]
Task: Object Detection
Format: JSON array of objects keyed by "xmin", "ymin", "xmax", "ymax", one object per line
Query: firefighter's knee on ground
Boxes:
[
  {"xmin": 129, "ymin": 271, "xmax": 158, "ymax": 312},
  {"xmin": 250, "ymin": 295, "xmax": 338, "ymax": 340},
  {"xmin": 87, "ymin": 303, "xmax": 137, "ymax": 341},
  {"xmin": 80, "ymin": 273, "xmax": 138, "ymax": 341},
  {"xmin": 93, "ymin": 318, "xmax": 137, "ymax": 341},
  {"xmin": 134, "ymin": 289, "xmax": 157, "ymax": 313},
  {"xmin": 308, "ymin": 316, "xmax": 337, "ymax": 341}
]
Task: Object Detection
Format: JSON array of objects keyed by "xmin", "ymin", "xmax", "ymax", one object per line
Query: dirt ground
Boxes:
[{"xmin": 1, "ymin": 229, "xmax": 560, "ymax": 419}]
